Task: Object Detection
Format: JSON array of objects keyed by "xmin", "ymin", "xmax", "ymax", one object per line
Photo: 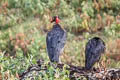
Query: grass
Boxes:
[{"xmin": 0, "ymin": 0, "xmax": 120, "ymax": 79}]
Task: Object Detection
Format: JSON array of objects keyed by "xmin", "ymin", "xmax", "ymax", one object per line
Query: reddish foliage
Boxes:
[
  {"xmin": 106, "ymin": 39, "xmax": 120, "ymax": 61},
  {"xmin": 7, "ymin": 33, "xmax": 34, "ymax": 57}
]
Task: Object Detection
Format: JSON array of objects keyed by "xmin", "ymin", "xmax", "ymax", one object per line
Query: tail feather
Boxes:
[
  {"xmin": 85, "ymin": 63, "xmax": 93, "ymax": 70},
  {"xmin": 50, "ymin": 54, "xmax": 59, "ymax": 63}
]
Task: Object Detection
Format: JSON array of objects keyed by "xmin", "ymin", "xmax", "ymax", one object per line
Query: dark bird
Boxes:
[
  {"xmin": 46, "ymin": 16, "xmax": 67, "ymax": 63},
  {"xmin": 85, "ymin": 37, "xmax": 105, "ymax": 70}
]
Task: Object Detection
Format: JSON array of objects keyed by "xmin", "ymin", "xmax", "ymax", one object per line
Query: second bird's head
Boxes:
[{"xmin": 50, "ymin": 16, "xmax": 60, "ymax": 24}]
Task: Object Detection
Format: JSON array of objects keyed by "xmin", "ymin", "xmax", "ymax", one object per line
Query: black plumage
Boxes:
[
  {"xmin": 46, "ymin": 16, "xmax": 67, "ymax": 63},
  {"xmin": 85, "ymin": 37, "xmax": 105, "ymax": 70}
]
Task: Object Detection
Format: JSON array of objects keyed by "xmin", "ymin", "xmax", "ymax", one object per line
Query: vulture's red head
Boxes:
[{"xmin": 50, "ymin": 16, "xmax": 60, "ymax": 24}]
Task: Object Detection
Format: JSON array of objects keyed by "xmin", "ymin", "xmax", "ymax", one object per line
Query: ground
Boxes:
[{"xmin": 0, "ymin": 0, "xmax": 120, "ymax": 79}]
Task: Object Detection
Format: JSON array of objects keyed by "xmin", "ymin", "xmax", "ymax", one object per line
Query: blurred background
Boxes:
[{"xmin": 0, "ymin": 0, "xmax": 120, "ymax": 79}]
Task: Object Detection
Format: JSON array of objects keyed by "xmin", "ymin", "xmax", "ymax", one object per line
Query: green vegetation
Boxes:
[{"xmin": 0, "ymin": 0, "xmax": 120, "ymax": 79}]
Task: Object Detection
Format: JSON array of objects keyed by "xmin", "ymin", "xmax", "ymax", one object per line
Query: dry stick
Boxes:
[{"xmin": 19, "ymin": 59, "xmax": 120, "ymax": 80}]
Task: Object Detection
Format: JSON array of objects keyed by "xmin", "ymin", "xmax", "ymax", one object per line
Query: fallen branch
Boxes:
[{"xmin": 19, "ymin": 59, "xmax": 120, "ymax": 80}]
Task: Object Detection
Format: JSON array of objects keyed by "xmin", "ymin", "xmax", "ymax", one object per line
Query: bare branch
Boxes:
[{"xmin": 19, "ymin": 59, "xmax": 120, "ymax": 80}]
